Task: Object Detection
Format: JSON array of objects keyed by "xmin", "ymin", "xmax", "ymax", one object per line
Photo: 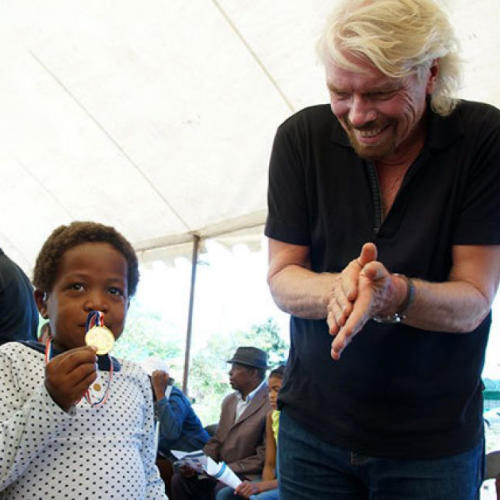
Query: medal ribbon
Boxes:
[
  {"xmin": 85, "ymin": 310, "xmax": 104, "ymax": 331},
  {"xmin": 43, "ymin": 310, "xmax": 114, "ymax": 409},
  {"xmin": 84, "ymin": 310, "xmax": 113, "ymax": 408}
]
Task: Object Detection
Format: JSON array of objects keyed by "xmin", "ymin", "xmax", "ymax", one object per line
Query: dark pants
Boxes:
[
  {"xmin": 155, "ymin": 457, "xmax": 174, "ymax": 498},
  {"xmin": 278, "ymin": 409, "xmax": 484, "ymax": 500},
  {"xmin": 170, "ymin": 473, "xmax": 226, "ymax": 500}
]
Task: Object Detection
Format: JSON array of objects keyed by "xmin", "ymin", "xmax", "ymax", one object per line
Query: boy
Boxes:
[{"xmin": 0, "ymin": 221, "xmax": 167, "ymax": 499}]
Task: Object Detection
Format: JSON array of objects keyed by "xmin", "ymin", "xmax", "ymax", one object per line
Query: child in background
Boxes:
[
  {"xmin": 0, "ymin": 221, "xmax": 166, "ymax": 499},
  {"xmin": 217, "ymin": 365, "xmax": 285, "ymax": 500}
]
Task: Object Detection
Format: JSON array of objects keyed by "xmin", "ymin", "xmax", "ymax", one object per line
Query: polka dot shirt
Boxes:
[{"xmin": 0, "ymin": 342, "xmax": 167, "ymax": 499}]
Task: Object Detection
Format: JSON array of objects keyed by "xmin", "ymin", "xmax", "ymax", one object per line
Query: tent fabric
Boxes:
[{"xmin": 0, "ymin": 0, "xmax": 499, "ymax": 274}]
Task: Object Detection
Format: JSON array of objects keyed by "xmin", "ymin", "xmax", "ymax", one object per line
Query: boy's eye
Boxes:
[
  {"xmin": 108, "ymin": 287, "xmax": 124, "ymax": 297},
  {"xmin": 69, "ymin": 283, "xmax": 84, "ymax": 291}
]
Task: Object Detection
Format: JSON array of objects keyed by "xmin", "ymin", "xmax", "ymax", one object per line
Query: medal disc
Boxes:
[{"xmin": 85, "ymin": 326, "xmax": 115, "ymax": 355}]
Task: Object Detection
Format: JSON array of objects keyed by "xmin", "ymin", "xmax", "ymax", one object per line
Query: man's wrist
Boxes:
[{"xmin": 373, "ymin": 274, "xmax": 415, "ymax": 324}]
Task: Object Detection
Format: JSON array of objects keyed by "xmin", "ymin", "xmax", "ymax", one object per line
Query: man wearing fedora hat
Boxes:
[{"xmin": 170, "ymin": 346, "xmax": 271, "ymax": 500}]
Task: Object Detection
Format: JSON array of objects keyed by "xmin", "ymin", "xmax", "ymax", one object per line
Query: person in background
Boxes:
[
  {"xmin": 0, "ymin": 248, "xmax": 38, "ymax": 345},
  {"xmin": 217, "ymin": 365, "xmax": 285, "ymax": 500},
  {"xmin": 150, "ymin": 367, "xmax": 210, "ymax": 498},
  {"xmin": 0, "ymin": 221, "xmax": 166, "ymax": 498},
  {"xmin": 265, "ymin": 0, "xmax": 500, "ymax": 498},
  {"xmin": 170, "ymin": 346, "xmax": 271, "ymax": 500},
  {"xmin": 152, "ymin": 368, "xmax": 210, "ymax": 457}
]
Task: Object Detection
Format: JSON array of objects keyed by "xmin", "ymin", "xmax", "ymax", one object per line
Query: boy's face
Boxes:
[
  {"xmin": 268, "ymin": 375, "xmax": 282, "ymax": 411},
  {"xmin": 36, "ymin": 242, "xmax": 129, "ymax": 352}
]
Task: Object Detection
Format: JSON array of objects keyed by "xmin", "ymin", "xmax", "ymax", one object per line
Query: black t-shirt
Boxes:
[
  {"xmin": 265, "ymin": 100, "xmax": 500, "ymax": 458},
  {"xmin": 0, "ymin": 250, "xmax": 39, "ymax": 345}
]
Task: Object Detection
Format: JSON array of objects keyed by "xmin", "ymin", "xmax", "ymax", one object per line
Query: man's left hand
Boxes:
[{"xmin": 329, "ymin": 244, "xmax": 407, "ymax": 360}]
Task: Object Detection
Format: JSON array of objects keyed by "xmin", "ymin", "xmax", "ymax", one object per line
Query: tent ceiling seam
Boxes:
[
  {"xmin": 16, "ymin": 159, "xmax": 74, "ymax": 221},
  {"xmin": 211, "ymin": 0, "xmax": 295, "ymax": 113},
  {"xmin": 135, "ymin": 220, "xmax": 265, "ymax": 253},
  {"xmin": 29, "ymin": 50, "xmax": 192, "ymax": 233}
]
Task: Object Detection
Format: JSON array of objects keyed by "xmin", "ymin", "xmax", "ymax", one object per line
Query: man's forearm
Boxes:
[
  {"xmin": 270, "ymin": 266, "xmax": 492, "ymax": 333},
  {"xmin": 403, "ymin": 279, "xmax": 492, "ymax": 333},
  {"xmin": 268, "ymin": 265, "xmax": 337, "ymax": 319}
]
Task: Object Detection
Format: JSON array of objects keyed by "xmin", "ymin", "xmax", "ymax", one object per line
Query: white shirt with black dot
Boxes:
[{"xmin": 0, "ymin": 342, "xmax": 167, "ymax": 499}]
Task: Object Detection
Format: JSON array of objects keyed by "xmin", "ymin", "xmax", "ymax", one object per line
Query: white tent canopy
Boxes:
[{"xmin": 1, "ymin": 0, "xmax": 499, "ymax": 274}]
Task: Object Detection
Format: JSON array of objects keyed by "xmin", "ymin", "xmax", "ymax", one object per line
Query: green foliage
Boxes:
[
  {"xmin": 189, "ymin": 318, "xmax": 289, "ymax": 425},
  {"xmin": 113, "ymin": 301, "xmax": 182, "ymax": 363},
  {"xmin": 111, "ymin": 306, "xmax": 288, "ymax": 428}
]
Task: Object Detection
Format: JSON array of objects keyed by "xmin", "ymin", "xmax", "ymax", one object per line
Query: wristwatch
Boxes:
[{"xmin": 372, "ymin": 274, "xmax": 415, "ymax": 324}]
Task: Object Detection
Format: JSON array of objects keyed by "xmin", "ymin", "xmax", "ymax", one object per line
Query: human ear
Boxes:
[
  {"xmin": 426, "ymin": 58, "xmax": 440, "ymax": 94},
  {"xmin": 34, "ymin": 289, "xmax": 49, "ymax": 319}
]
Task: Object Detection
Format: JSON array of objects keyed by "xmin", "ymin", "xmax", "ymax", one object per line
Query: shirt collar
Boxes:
[
  {"xmin": 237, "ymin": 378, "xmax": 266, "ymax": 403},
  {"xmin": 19, "ymin": 340, "xmax": 122, "ymax": 372},
  {"xmin": 425, "ymin": 101, "xmax": 464, "ymax": 151}
]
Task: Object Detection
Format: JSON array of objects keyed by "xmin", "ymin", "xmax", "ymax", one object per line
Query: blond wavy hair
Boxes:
[{"xmin": 317, "ymin": 0, "xmax": 462, "ymax": 116}]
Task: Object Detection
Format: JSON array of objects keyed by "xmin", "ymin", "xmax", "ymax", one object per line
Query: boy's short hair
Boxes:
[
  {"xmin": 33, "ymin": 221, "xmax": 139, "ymax": 296},
  {"xmin": 270, "ymin": 365, "xmax": 285, "ymax": 378}
]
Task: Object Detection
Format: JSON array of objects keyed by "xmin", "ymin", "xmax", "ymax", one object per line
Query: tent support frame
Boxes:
[{"xmin": 182, "ymin": 234, "xmax": 200, "ymax": 394}]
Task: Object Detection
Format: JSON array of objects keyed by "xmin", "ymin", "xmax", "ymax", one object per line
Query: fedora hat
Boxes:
[{"xmin": 227, "ymin": 346, "xmax": 268, "ymax": 369}]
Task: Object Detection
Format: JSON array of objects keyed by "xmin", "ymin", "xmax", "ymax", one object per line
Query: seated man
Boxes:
[
  {"xmin": 152, "ymin": 369, "xmax": 210, "ymax": 458},
  {"xmin": 170, "ymin": 346, "xmax": 271, "ymax": 500}
]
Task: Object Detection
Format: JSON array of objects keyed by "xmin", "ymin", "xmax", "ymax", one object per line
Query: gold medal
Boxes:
[{"xmin": 85, "ymin": 325, "xmax": 115, "ymax": 355}]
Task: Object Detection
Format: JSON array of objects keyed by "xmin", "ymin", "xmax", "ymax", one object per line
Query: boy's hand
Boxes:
[{"xmin": 45, "ymin": 346, "xmax": 98, "ymax": 412}]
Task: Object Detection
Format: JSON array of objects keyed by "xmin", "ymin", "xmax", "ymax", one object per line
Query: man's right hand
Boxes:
[
  {"xmin": 326, "ymin": 242, "xmax": 377, "ymax": 335},
  {"xmin": 45, "ymin": 345, "xmax": 98, "ymax": 412},
  {"xmin": 178, "ymin": 464, "xmax": 197, "ymax": 478},
  {"xmin": 151, "ymin": 370, "xmax": 169, "ymax": 400}
]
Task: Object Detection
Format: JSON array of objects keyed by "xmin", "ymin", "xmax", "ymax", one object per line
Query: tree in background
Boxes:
[
  {"xmin": 113, "ymin": 301, "xmax": 182, "ymax": 362},
  {"xmin": 189, "ymin": 318, "xmax": 289, "ymax": 425}
]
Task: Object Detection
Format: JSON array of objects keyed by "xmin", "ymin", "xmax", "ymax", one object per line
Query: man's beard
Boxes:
[{"xmin": 343, "ymin": 120, "xmax": 397, "ymax": 161}]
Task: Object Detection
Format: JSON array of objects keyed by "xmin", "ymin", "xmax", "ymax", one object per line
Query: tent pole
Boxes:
[{"xmin": 182, "ymin": 234, "xmax": 200, "ymax": 395}]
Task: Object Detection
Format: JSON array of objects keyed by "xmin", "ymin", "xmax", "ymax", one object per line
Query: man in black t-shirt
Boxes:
[
  {"xmin": 265, "ymin": 1, "xmax": 500, "ymax": 499},
  {"xmin": 0, "ymin": 249, "xmax": 38, "ymax": 345}
]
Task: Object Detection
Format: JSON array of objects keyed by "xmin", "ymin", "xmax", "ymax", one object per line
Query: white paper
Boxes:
[
  {"xmin": 205, "ymin": 457, "xmax": 242, "ymax": 489},
  {"xmin": 141, "ymin": 356, "xmax": 170, "ymax": 376},
  {"xmin": 170, "ymin": 451, "xmax": 242, "ymax": 488},
  {"xmin": 480, "ymin": 479, "xmax": 498, "ymax": 500},
  {"xmin": 171, "ymin": 449, "xmax": 207, "ymax": 474}
]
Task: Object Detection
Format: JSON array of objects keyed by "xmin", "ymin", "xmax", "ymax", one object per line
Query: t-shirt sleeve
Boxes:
[
  {"xmin": 453, "ymin": 109, "xmax": 500, "ymax": 245},
  {"xmin": 265, "ymin": 120, "xmax": 311, "ymax": 246}
]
